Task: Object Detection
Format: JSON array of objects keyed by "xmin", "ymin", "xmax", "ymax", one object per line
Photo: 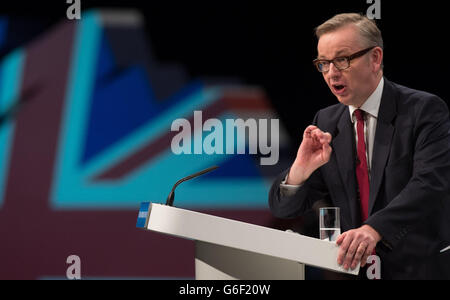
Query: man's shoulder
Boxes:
[
  {"xmin": 312, "ymin": 103, "xmax": 349, "ymax": 134},
  {"xmin": 386, "ymin": 79, "xmax": 446, "ymax": 107},
  {"xmin": 384, "ymin": 79, "xmax": 449, "ymax": 124},
  {"xmin": 316, "ymin": 102, "xmax": 347, "ymax": 120}
]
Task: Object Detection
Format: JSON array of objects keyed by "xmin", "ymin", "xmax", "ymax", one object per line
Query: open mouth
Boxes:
[{"xmin": 332, "ymin": 84, "xmax": 346, "ymax": 94}]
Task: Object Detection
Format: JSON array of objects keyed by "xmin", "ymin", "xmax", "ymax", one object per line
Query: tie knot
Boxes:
[{"xmin": 354, "ymin": 109, "xmax": 365, "ymax": 122}]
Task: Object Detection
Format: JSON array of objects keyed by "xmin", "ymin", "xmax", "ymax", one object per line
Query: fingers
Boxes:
[
  {"xmin": 336, "ymin": 227, "xmax": 379, "ymax": 270},
  {"xmin": 336, "ymin": 232, "xmax": 353, "ymax": 267},
  {"xmin": 336, "ymin": 231, "xmax": 352, "ymax": 266},
  {"xmin": 336, "ymin": 232, "xmax": 345, "ymax": 245},
  {"xmin": 360, "ymin": 245, "xmax": 375, "ymax": 268},
  {"xmin": 322, "ymin": 140, "xmax": 332, "ymax": 160},
  {"xmin": 351, "ymin": 242, "xmax": 367, "ymax": 269},
  {"xmin": 323, "ymin": 132, "xmax": 332, "ymax": 144},
  {"xmin": 303, "ymin": 126, "xmax": 332, "ymax": 144},
  {"xmin": 303, "ymin": 125, "xmax": 318, "ymax": 139},
  {"xmin": 311, "ymin": 129, "xmax": 324, "ymax": 142},
  {"xmin": 343, "ymin": 238, "xmax": 361, "ymax": 270}
]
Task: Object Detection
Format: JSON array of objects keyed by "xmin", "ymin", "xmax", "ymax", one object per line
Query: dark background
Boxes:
[{"xmin": 1, "ymin": 0, "xmax": 449, "ymax": 148}]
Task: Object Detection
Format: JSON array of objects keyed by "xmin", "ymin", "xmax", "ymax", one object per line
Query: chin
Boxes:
[{"xmin": 336, "ymin": 95, "xmax": 353, "ymax": 106}]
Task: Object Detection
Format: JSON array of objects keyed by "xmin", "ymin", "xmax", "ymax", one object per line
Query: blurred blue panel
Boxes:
[
  {"xmin": 197, "ymin": 154, "xmax": 260, "ymax": 178},
  {"xmin": 51, "ymin": 10, "xmax": 272, "ymax": 210},
  {"xmin": 95, "ymin": 32, "xmax": 116, "ymax": 83},
  {"xmin": 0, "ymin": 18, "xmax": 7, "ymax": 50},
  {"xmin": 0, "ymin": 49, "xmax": 24, "ymax": 208},
  {"xmin": 82, "ymin": 66, "xmax": 155, "ymax": 163}
]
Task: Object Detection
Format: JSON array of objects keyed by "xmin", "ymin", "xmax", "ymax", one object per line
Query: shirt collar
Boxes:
[{"xmin": 349, "ymin": 77, "xmax": 384, "ymax": 122}]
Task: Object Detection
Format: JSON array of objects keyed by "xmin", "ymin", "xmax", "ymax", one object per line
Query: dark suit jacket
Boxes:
[{"xmin": 269, "ymin": 78, "xmax": 450, "ymax": 279}]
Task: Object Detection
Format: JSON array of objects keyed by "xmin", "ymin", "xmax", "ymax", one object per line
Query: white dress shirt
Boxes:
[{"xmin": 281, "ymin": 78, "xmax": 384, "ymax": 195}]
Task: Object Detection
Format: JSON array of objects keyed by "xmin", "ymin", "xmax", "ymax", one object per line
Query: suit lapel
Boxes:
[
  {"xmin": 332, "ymin": 110, "xmax": 359, "ymax": 228},
  {"xmin": 369, "ymin": 79, "xmax": 396, "ymax": 216}
]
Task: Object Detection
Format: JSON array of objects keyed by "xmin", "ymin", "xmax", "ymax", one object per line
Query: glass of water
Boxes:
[{"xmin": 319, "ymin": 207, "xmax": 341, "ymax": 242}]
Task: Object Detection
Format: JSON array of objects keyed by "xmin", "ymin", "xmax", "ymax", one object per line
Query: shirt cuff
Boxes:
[{"xmin": 280, "ymin": 174, "xmax": 303, "ymax": 197}]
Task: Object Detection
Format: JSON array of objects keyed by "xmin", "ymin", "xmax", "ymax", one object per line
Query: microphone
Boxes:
[{"xmin": 165, "ymin": 165, "xmax": 219, "ymax": 206}]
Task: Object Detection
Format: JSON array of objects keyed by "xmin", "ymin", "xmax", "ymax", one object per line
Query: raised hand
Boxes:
[{"xmin": 286, "ymin": 125, "xmax": 333, "ymax": 185}]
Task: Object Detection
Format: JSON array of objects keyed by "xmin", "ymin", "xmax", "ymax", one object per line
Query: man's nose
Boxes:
[
  {"xmin": 326, "ymin": 62, "xmax": 342, "ymax": 79},
  {"xmin": 328, "ymin": 62, "xmax": 342, "ymax": 75}
]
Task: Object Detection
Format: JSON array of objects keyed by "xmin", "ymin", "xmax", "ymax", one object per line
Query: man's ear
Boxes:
[{"xmin": 372, "ymin": 47, "xmax": 383, "ymax": 72}]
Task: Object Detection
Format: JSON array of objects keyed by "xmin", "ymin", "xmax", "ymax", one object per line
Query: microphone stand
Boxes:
[{"xmin": 165, "ymin": 165, "xmax": 219, "ymax": 207}]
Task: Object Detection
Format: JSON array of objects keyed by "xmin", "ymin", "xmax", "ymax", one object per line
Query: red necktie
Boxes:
[{"xmin": 354, "ymin": 109, "xmax": 370, "ymax": 222}]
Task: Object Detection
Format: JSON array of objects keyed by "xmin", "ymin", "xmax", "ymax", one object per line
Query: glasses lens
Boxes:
[
  {"xmin": 333, "ymin": 57, "xmax": 349, "ymax": 70},
  {"xmin": 316, "ymin": 61, "xmax": 329, "ymax": 72}
]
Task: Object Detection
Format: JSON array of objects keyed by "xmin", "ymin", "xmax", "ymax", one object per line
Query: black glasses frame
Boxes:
[{"xmin": 313, "ymin": 46, "xmax": 376, "ymax": 72}]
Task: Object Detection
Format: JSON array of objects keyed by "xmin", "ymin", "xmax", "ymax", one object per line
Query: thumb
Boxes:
[{"xmin": 322, "ymin": 143, "xmax": 332, "ymax": 160}]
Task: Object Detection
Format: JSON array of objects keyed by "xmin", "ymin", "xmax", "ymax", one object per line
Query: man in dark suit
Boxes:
[{"xmin": 269, "ymin": 13, "xmax": 450, "ymax": 279}]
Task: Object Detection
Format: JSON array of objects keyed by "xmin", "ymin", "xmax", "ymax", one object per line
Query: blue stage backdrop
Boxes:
[{"xmin": 0, "ymin": 10, "xmax": 293, "ymax": 279}]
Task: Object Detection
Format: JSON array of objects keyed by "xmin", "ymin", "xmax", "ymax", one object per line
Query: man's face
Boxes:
[{"xmin": 317, "ymin": 24, "xmax": 381, "ymax": 107}]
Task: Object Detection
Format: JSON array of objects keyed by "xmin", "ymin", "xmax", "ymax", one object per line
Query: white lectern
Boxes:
[{"xmin": 137, "ymin": 202, "xmax": 359, "ymax": 280}]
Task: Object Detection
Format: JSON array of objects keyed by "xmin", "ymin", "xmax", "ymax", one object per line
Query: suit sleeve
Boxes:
[{"xmin": 365, "ymin": 95, "xmax": 450, "ymax": 250}]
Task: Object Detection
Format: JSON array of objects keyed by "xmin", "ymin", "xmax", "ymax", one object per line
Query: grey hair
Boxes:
[{"xmin": 315, "ymin": 13, "xmax": 383, "ymax": 50}]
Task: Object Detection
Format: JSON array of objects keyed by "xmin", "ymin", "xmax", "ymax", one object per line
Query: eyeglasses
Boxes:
[{"xmin": 313, "ymin": 46, "xmax": 376, "ymax": 73}]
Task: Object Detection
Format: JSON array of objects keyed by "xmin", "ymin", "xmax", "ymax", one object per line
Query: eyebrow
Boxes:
[{"xmin": 317, "ymin": 49, "xmax": 351, "ymax": 60}]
